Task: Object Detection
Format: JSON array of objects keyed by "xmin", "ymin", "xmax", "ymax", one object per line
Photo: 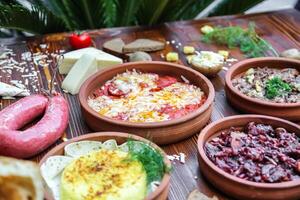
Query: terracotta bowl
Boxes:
[
  {"xmin": 225, "ymin": 57, "xmax": 300, "ymax": 121},
  {"xmin": 79, "ymin": 61, "xmax": 215, "ymax": 145},
  {"xmin": 40, "ymin": 132, "xmax": 171, "ymax": 200},
  {"xmin": 197, "ymin": 115, "xmax": 300, "ymax": 200}
]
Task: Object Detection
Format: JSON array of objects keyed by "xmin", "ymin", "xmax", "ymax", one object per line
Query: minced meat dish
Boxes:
[
  {"xmin": 205, "ymin": 122, "xmax": 300, "ymax": 183},
  {"xmin": 232, "ymin": 67, "xmax": 300, "ymax": 103}
]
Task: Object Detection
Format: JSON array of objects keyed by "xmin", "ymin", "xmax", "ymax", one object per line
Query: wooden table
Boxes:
[{"xmin": 0, "ymin": 9, "xmax": 299, "ymax": 200}]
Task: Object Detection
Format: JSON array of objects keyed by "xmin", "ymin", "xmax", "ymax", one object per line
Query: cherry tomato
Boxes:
[{"xmin": 69, "ymin": 32, "xmax": 92, "ymax": 49}]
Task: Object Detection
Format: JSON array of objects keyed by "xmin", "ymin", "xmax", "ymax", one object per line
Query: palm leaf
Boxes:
[
  {"xmin": 0, "ymin": 2, "xmax": 66, "ymax": 34},
  {"xmin": 115, "ymin": 0, "xmax": 142, "ymax": 26},
  {"xmin": 208, "ymin": 0, "xmax": 264, "ymax": 16},
  {"xmin": 101, "ymin": 0, "xmax": 117, "ymax": 27}
]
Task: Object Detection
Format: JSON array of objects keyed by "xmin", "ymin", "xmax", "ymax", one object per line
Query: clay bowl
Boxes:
[
  {"xmin": 197, "ymin": 114, "xmax": 300, "ymax": 200},
  {"xmin": 40, "ymin": 132, "xmax": 171, "ymax": 200},
  {"xmin": 225, "ymin": 57, "xmax": 300, "ymax": 121},
  {"xmin": 79, "ymin": 61, "xmax": 215, "ymax": 145}
]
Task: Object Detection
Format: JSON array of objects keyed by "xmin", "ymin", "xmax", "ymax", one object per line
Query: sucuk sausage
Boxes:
[
  {"xmin": 0, "ymin": 95, "xmax": 69, "ymax": 158},
  {"xmin": 0, "ymin": 94, "xmax": 48, "ymax": 130}
]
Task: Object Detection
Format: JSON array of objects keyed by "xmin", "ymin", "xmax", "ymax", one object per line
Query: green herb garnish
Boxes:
[
  {"xmin": 126, "ymin": 140, "xmax": 170, "ymax": 184},
  {"xmin": 265, "ymin": 77, "xmax": 292, "ymax": 99},
  {"xmin": 201, "ymin": 22, "xmax": 278, "ymax": 58}
]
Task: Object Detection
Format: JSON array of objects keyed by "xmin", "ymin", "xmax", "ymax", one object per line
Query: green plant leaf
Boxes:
[
  {"xmin": 0, "ymin": 2, "xmax": 66, "ymax": 34},
  {"xmin": 0, "ymin": 0, "xmax": 265, "ymax": 35},
  {"xmin": 208, "ymin": 0, "xmax": 264, "ymax": 16},
  {"xmin": 115, "ymin": 0, "xmax": 141, "ymax": 26}
]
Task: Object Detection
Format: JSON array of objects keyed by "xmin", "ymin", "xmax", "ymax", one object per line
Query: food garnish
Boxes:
[
  {"xmin": 126, "ymin": 140, "xmax": 169, "ymax": 184},
  {"xmin": 205, "ymin": 122, "xmax": 300, "ymax": 183},
  {"xmin": 166, "ymin": 52, "xmax": 179, "ymax": 62},
  {"xmin": 69, "ymin": 32, "xmax": 92, "ymax": 49},
  {"xmin": 232, "ymin": 67, "xmax": 300, "ymax": 103},
  {"xmin": 41, "ymin": 139, "xmax": 168, "ymax": 200},
  {"xmin": 201, "ymin": 23, "xmax": 278, "ymax": 58},
  {"xmin": 88, "ymin": 70, "xmax": 206, "ymax": 122},
  {"xmin": 265, "ymin": 77, "xmax": 292, "ymax": 99}
]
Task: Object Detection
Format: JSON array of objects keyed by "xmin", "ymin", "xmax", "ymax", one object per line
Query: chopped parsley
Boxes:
[
  {"xmin": 265, "ymin": 77, "xmax": 291, "ymax": 99},
  {"xmin": 126, "ymin": 140, "xmax": 170, "ymax": 184}
]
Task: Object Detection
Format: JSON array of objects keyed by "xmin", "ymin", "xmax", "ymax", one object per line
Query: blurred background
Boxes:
[{"xmin": 0, "ymin": 0, "xmax": 298, "ymax": 38}]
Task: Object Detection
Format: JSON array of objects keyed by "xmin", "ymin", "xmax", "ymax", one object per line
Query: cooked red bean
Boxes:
[{"xmin": 205, "ymin": 122, "xmax": 300, "ymax": 183}]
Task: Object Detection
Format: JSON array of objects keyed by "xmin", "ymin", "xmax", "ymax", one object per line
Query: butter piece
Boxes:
[
  {"xmin": 166, "ymin": 52, "xmax": 179, "ymax": 62},
  {"xmin": 61, "ymin": 54, "xmax": 97, "ymax": 95},
  {"xmin": 59, "ymin": 47, "xmax": 122, "ymax": 74},
  {"xmin": 183, "ymin": 46, "xmax": 195, "ymax": 54}
]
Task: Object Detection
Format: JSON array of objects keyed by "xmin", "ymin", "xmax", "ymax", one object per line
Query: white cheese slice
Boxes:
[
  {"xmin": 61, "ymin": 54, "xmax": 97, "ymax": 95},
  {"xmin": 0, "ymin": 81, "xmax": 30, "ymax": 97},
  {"xmin": 58, "ymin": 47, "xmax": 122, "ymax": 74}
]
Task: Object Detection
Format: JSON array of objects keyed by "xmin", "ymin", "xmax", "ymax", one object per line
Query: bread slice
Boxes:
[
  {"xmin": 0, "ymin": 156, "xmax": 44, "ymax": 200},
  {"xmin": 123, "ymin": 39, "xmax": 165, "ymax": 53},
  {"xmin": 103, "ymin": 38, "xmax": 125, "ymax": 54}
]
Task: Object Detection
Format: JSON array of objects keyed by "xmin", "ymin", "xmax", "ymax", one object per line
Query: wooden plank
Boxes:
[{"xmin": 0, "ymin": 9, "xmax": 299, "ymax": 200}]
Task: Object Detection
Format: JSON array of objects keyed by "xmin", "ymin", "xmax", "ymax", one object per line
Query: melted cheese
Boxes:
[{"xmin": 88, "ymin": 70, "xmax": 204, "ymax": 122}]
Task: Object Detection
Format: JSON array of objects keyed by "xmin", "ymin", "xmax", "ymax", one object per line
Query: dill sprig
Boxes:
[
  {"xmin": 126, "ymin": 140, "xmax": 170, "ymax": 184},
  {"xmin": 202, "ymin": 22, "xmax": 278, "ymax": 58}
]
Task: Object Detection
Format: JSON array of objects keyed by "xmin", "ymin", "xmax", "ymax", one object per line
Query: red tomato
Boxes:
[
  {"xmin": 156, "ymin": 76, "xmax": 177, "ymax": 88},
  {"xmin": 69, "ymin": 33, "xmax": 92, "ymax": 49}
]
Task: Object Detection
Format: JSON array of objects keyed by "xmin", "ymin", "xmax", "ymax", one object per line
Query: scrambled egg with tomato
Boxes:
[
  {"xmin": 88, "ymin": 70, "xmax": 206, "ymax": 122},
  {"xmin": 60, "ymin": 149, "xmax": 147, "ymax": 200}
]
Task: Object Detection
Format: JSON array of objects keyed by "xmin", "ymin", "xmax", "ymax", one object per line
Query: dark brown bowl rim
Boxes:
[
  {"xmin": 79, "ymin": 61, "xmax": 215, "ymax": 128},
  {"xmin": 197, "ymin": 114, "xmax": 300, "ymax": 188},
  {"xmin": 225, "ymin": 57, "xmax": 300, "ymax": 108},
  {"xmin": 39, "ymin": 132, "xmax": 171, "ymax": 200}
]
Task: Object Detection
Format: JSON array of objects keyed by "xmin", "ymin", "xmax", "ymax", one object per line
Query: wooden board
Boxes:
[{"xmin": 0, "ymin": 9, "xmax": 300, "ymax": 200}]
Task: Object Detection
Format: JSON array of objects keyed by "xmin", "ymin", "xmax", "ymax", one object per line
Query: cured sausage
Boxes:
[
  {"xmin": 0, "ymin": 95, "xmax": 69, "ymax": 158},
  {"xmin": 0, "ymin": 95, "xmax": 48, "ymax": 130}
]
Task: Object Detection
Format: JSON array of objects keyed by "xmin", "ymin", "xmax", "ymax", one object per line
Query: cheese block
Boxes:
[
  {"xmin": 61, "ymin": 54, "xmax": 97, "ymax": 95},
  {"xmin": 59, "ymin": 47, "xmax": 122, "ymax": 74}
]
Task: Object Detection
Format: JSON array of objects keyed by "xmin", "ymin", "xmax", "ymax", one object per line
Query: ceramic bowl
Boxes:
[
  {"xmin": 197, "ymin": 115, "xmax": 300, "ymax": 200},
  {"xmin": 40, "ymin": 132, "xmax": 171, "ymax": 200},
  {"xmin": 225, "ymin": 57, "xmax": 300, "ymax": 121},
  {"xmin": 79, "ymin": 61, "xmax": 215, "ymax": 145}
]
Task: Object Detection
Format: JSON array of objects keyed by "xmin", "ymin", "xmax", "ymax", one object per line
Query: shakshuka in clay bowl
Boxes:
[
  {"xmin": 79, "ymin": 61, "xmax": 215, "ymax": 145},
  {"xmin": 225, "ymin": 57, "xmax": 300, "ymax": 121}
]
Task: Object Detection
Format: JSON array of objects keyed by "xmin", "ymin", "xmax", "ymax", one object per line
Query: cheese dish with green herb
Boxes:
[
  {"xmin": 40, "ymin": 139, "xmax": 168, "ymax": 200},
  {"xmin": 232, "ymin": 67, "xmax": 300, "ymax": 103}
]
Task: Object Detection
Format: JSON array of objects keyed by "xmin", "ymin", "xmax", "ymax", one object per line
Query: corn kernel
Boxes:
[
  {"xmin": 183, "ymin": 46, "xmax": 195, "ymax": 54},
  {"xmin": 201, "ymin": 25, "xmax": 214, "ymax": 34},
  {"xmin": 218, "ymin": 50, "xmax": 229, "ymax": 59},
  {"xmin": 166, "ymin": 52, "xmax": 179, "ymax": 62}
]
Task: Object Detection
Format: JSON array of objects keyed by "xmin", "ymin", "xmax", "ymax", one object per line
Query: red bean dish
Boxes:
[
  {"xmin": 205, "ymin": 122, "xmax": 300, "ymax": 183},
  {"xmin": 88, "ymin": 70, "xmax": 206, "ymax": 122}
]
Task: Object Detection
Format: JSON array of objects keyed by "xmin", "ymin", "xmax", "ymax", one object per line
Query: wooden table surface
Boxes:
[{"xmin": 0, "ymin": 9, "xmax": 300, "ymax": 200}]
